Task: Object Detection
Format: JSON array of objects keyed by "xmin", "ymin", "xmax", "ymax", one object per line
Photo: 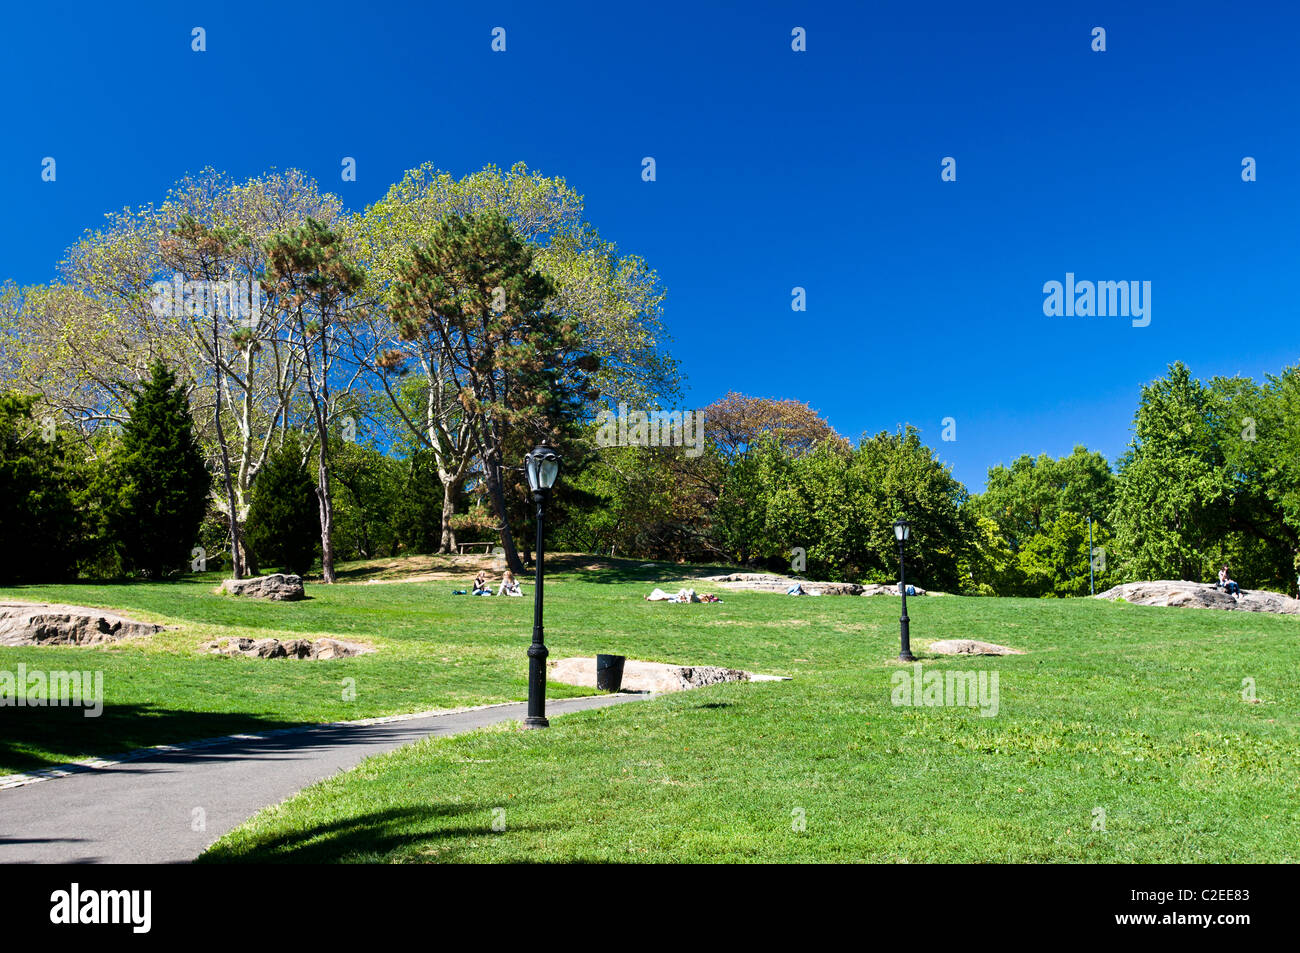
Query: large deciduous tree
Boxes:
[
  {"xmin": 349, "ymin": 162, "xmax": 677, "ymax": 553},
  {"xmin": 261, "ymin": 218, "xmax": 366, "ymax": 584},
  {"xmin": 1110, "ymin": 362, "xmax": 1229, "ymax": 582},
  {"xmin": 388, "ymin": 211, "xmax": 596, "ymax": 573}
]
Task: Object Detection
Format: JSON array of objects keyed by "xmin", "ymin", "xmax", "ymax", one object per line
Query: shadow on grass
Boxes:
[
  {"xmin": 197, "ymin": 804, "xmax": 558, "ymax": 864},
  {"xmin": 0, "ymin": 704, "xmax": 317, "ymax": 775}
]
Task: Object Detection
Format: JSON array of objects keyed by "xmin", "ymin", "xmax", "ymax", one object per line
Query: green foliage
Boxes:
[
  {"xmin": 388, "ymin": 210, "xmax": 598, "ymax": 570},
  {"xmin": 1110, "ymin": 363, "xmax": 1232, "ymax": 583},
  {"xmin": 709, "ymin": 427, "xmax": 971, "ymax": 589},
  {"xmin": 330, "ymin": 439, "xmax": 405, "ymax": 562},
  {"xmin": 966, "ymin": 447, "xmax": 1117, "ymax": 596},
  {"xmin": 549, "ymin": 439, "xmax": 713, "ymax": 560},
  {"xmin": 109, "ymin": 363, "xmax": 211, "ymax": 579},
  {"xmin": 971, "ymin": 446, "xmax": 1116, "ymax": 550},
  {"xmin": 391, "ymin": 449, "xmax": 449, "ymax": 555},
  {"xmin": 1016, "ymin": 511, "xmax": 1113, "ymax": 597},
  {"xmin": 959, "ymin": 514, "xmax": 1025, "ymax": 596},
  {"xmin": 245, "ymin": 441, "xmax": 319, "ymax": 576},
  {"xmin": 0, "ymin": 394, "xmax": 83, "ymax": 583}
]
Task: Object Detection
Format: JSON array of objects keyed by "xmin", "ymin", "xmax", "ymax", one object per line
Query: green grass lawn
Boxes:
[
  {"xmin": 203, "ymin": 573, "xmax": 1298, "ymax": 863},
  {"xmin": 4, "ymin": 559, "xmax": 1298, "ymax": 861},
  {"xmin": 0, "ymin": 555, "xmax": 728, "ymax": 773}
]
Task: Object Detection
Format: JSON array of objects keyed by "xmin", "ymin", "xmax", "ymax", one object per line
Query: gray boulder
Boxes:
[
  {"xmin": 0, "ymin": 602, "xmax": 164, "ymax": 646},
  {"xmin": 219, "ymin": 573, "xmax": 305, "ymax": 601},
  {"xmin": 205, "ymin": 636, "xmax": 370, "ymax": 659},
  {"xmin": 1095, "ymin": 580, "xmax": 1300, "ymax": 615}
]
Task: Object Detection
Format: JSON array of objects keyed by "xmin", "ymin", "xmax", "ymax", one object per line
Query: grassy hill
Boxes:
[{"xmin": 3, "ymin": 557, "xmax": 1297, "ymax": 861}]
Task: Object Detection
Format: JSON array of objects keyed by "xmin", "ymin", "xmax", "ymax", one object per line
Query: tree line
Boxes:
[{"xmin": 1, "ymin": 162, "xmax": 1296, "ymax": 594}]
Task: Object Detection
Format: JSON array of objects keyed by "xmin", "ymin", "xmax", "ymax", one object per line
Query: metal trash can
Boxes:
[{"xmin": 595, "ymin": 654, "xmax": 626, "ymax": 692}]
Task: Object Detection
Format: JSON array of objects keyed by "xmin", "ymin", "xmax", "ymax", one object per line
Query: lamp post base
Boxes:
[
  {"xmin": 523, "ymin": 716, "xmax": 550, "ymax": 730},
  {"xmin": 898, "ymin": 650, "xmax": 916, "ymax": 662}
]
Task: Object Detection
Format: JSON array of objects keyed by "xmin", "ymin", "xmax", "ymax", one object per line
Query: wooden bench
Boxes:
[{"xmin": 455, "ymin": 542, "xmax": 496, "ymax": 555}]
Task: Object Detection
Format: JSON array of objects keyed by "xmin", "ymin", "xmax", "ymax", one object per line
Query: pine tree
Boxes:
[
  {"xmin": 388, "ymin": 211, "xmax": 597, "ymax": 573},
  {"xmin": 245, "ymin": 441, "xmax": 320, "ymax": 576},
  {"xmin": 112, "ymin": 363, "xmax": 211, "ymax": 579}
]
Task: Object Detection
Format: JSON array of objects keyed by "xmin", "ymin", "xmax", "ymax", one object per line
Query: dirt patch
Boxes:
[
  {"xmin": 333, "ymin": 553, "xmax": 505, "ymax": 585},
  {"xmin": 550, "ymin": 656, "xmax": 789, "ymax": 693},
  {"xmin": 926, "ymin": 639, "xmax": 1024, "ymax": 656},
  {"xmin": 0, "ymin": 602, "xmax": 165, "ymax": 647}
]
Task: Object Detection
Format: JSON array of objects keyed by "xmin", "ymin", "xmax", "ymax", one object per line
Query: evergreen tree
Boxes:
[
  {"xmin": 245, "ymin": 441, "xmax": 319, "ymax": 576},
  {"xmin": 0, "ymin": 394, "xmax": 82, "ymax": 583},
  {"xmin": 111, "ymin": 363, "xmax": 211, "ymax": 578}
]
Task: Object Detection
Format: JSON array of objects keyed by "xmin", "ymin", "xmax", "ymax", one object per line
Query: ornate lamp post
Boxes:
[
  {"xmin": 894, "ymin": 518, "xmax": 914, "ymax": 662},
  {"xmin": 523, "ymin": 445, "xmax": 561, "ymax": 729}
]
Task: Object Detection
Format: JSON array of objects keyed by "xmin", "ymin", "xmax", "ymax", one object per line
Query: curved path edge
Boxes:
[{"xmin": 0, "ymin": 692, "xmax": 651, "ymax": 864}]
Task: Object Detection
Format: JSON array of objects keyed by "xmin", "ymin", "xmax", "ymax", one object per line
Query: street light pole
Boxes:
[
  {"xmin": 523, "ymin": 446, "xmax": 561, "ymax": 730},
  {"xmin": 894, "ymin": 518, "xmax": 914, "ymax": 662},
  {"xmin": 525, "ymin": 493, "xmax": 549, "ymax": 729}
]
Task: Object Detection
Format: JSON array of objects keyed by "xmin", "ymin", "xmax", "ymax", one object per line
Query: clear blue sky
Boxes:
[{"xmin": 3, "ymin": 1, "xmax": 1297, "ymax": 491}]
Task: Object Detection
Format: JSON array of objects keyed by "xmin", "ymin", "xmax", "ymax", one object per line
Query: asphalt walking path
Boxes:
[{"xmin": 0, "ymin": 692, "xmax": 648, "ymax": 864}]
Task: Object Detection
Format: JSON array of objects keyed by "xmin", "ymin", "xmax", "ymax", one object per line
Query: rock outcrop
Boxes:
[
  {"xmin": 703, "ymin": 573, "xmax": 926, "ymax": 597},
  {"xmin": 219, "ymin": 574, "xmax": 305, "ymax": 601},
  {"xmin": 861, "ymin": 583, "xmax": 928, "ymax": 597},
  {"xmin": 550, "ymin": 657, "xmax": 788, "ymax": 693},
  {"xmin": 1095, "ymin": 581, "xmax": 1300, "ymax": 615},
  {"xmin": 204, "ymin": 637, "xmax": 371, "ymax": 659},
  {"xmin": 704, "ymin": 573, "xmax": 864, "ymax": 596},
  {"xmin": 0, "ymin": 602, "xmax": 164, "ymax": 646}
]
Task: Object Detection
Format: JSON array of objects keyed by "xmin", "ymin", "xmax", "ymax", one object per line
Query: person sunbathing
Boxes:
[
  {"xmin": 498, "ymin": 570, "xmax": 523, "ymax": 597},
  {"xmin": 472, "ymin": 571, "xmax": 492, "ymax": 596}
]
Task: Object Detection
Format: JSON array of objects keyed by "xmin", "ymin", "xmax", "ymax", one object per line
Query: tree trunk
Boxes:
[
  {"xmin": 439, "ymin": 479, "xmax": 459, "ymax": 554},
  {"xmin": 212, "ymin": 326, "xmax": 243, "ymax": 579},
  {"xmin": 236, "ymin": 530, "xmax": 260, "ymax": 578},
  {"xmin": 317, "ymin": 445, "xmax": 336, "ymax": 583},
  {"xmin": 483, "ymin": 458, "xmax": 525, "ymax": 574}
]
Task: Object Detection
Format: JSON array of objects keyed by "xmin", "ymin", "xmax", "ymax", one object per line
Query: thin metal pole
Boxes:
[
  {"xmin": 525, "ymin": 497, "xmax": 549, "ymax": 729},
  {"xmin": 1088, "ymin": 515, "xmax": 1095, "ymax": 596}
]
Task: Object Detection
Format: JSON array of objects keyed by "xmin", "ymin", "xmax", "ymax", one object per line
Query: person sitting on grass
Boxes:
[
  {"xmin": 497, "ymin": 570, "xmax": 523, "ymax": 597},
  {"xmin": 472, "ymin": 571, "xmax": 492, "ymax": 596}
]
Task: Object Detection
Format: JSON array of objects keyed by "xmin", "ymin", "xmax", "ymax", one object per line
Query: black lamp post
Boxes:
[
  {"xmin": 894, "ymin": 518, "xmax": 914, "ymax": 662},
  {"xmin": 523, "ymin": 445, "xmax": 561, "ymax": 729}
]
